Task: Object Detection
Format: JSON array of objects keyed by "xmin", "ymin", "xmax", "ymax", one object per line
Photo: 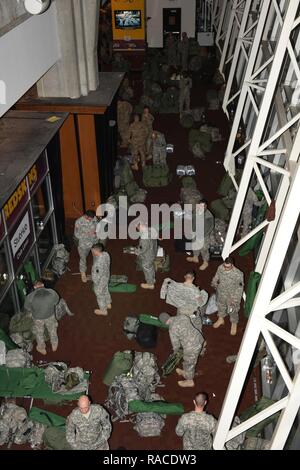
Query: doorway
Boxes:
[{"xmin": 163, "ymin": 8, "xmax": 181, "ymax": 46}]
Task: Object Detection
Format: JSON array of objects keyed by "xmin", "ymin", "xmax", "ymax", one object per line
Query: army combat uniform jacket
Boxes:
[{"xmin": 176, "ymin": 411, "xmax": 217, "ymax": 450}]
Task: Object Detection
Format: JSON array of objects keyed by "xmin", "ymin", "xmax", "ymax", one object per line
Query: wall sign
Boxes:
[
  {"xmin": 9, "ymin": 210, "xmax": 34, "ymax": 271},
  {"xmin": 28, "ymin": 153, "xmax": 48, "ymax": 195},
  {"xmin": 3, "ymin": 178, "xmax": 29, "ymax": 231}
]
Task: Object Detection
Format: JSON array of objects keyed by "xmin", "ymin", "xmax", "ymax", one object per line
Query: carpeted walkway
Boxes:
[{"xmin": 17, "ymin": 71, "xmax": 258, "ymax": 451}]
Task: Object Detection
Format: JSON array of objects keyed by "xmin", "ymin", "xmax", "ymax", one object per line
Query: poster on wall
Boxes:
[
  {"xmin": 28, "ymin": 153, "xmax": 48, "ymax": 195},
  {"xmin": 111, "ymin": 0, "xmax": 145, "ymax": 50},
  {"xmin": 9, "ymin": 210, "xmax": 34, "ymax": 272},
  {"xmin": 3, "ymin": 178, "xmax": 29, "ymax": 232}
]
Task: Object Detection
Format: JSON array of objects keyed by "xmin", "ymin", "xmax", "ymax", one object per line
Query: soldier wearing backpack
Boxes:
[{"xmin": 74, "ymin": 209, "xmax": 98, "ymax": 283}]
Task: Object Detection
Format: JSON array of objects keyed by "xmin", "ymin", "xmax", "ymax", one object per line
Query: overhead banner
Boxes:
[
  {"xmin": 9, "ymin": 210, "xmax": 34, "ymax": 272},
  {"xmin": 28, "ymin": 153, "xmax": 48, "ymax": 195},
  {"xmin": 111, "ymin": 0, "xmax": 145, "ymax": 50}
]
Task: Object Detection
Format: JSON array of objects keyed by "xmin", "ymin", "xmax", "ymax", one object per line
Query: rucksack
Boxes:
[
  {"xmin": 136, "ymin": 323, "xmax": 158, "ymax": 349},
  {"xmin": 51, "ymin": 244, "xmax": 70, "ymax": 277},
  {"xmin": 106, "ymin": 374, "xmax": 140, "ymax": 421},
  {"xmin": 123, "ymin": 317, "xmax": 140, "ymax": 340},
  {"xmin": 133, "ymin": 412, "xmax": 165, "ymax": 437},
  {"xmin": 5, "ymin": 349, "xmax": 32, "ymax": 368},
  {"xmin": 131, "ymin": 352, "xmax": 160, "ymax": 401}
]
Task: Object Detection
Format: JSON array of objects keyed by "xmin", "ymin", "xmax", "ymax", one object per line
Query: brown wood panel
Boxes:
[
  {"xmin": 59, "ymin": 115, "xmax": 84, "ymax": 218},
  {"xmin": 16, "ymin": 102, "xmax": 107, "ymax": 115},
  {"xmin": 77, "ymin": 114, "xmax": 101, "ymax": 210}
]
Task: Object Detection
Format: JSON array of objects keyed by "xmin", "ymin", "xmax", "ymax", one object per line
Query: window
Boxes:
[
  {"xmin": 0, "ymin": 241, "xmax": 12, "ymax": 295},
  {"xmin": 31, "ymin": 178, "xmax": 51, "ymax": 231},
  {"xmin": 37, "ymin": 217, "xmax": 54, "ymax": 268}
]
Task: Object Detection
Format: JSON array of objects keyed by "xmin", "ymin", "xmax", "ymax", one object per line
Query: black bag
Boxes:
[{"xmin": 136, "ymin": 323, "xmax": 158, "ymax": 349}]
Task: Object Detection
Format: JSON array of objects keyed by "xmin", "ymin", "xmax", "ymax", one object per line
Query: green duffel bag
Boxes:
[
  {"xmin": 29, "ymin": 407, "xmax": 66, "ymax": 427},
  {"xmin": 128, "ymin": 400, "xmax": 184, "ymax": 415},
  {"xmin": 143, "ymin": 165, "xmax": 172, "ymax": 188},
  {"xmin": 239, "ymin": 230, "xmax": 264, "ymax": 257},
  {"xmin": 180, "ymin": 113, "xmax": 194, "ymax": 129},
  {"xmin": 244, "ymin": 272, "xmax": 261, "ymax": 318},
  {"xmin": 109, "ymin": 283, "xmax": 137, "ymax": 293},
  {"xmin": 109, "ymin": 275, "xmax": 128, "ymax": 286},
  {"xmin": 125, "ymin": 180, "xmax": 140, "ymax": 198},
  {"xmin": 103, "ymin": 350, "xmax": 133, "ymax": 386},
  {"xmin": 181, "ymin": 176, "xmax": 197, "ymax": 189},
  {"xmin": 210, "ymin": 199, "xmax": 230, "ymax": 221},
  {"xmin": 197, "ymin": 132, "xmax": 213, "ymax": 153},
  {"xmin": 0, "ymin": 328, "xmax": 19, "ymax": 350},
  {"xmin": 139, "ymin": 314, "xmax": 169, "ymax": 330},
  {"xmin": 239, "ymin": 396, "xmax": 280, "ymax": 437},
  {"xmin": 218, "ymin": 173, "xmax": 234, "ymax": 197},
  {"xmin": 43, "ymin": 426, "xmax": 72, "ymax": 450}
]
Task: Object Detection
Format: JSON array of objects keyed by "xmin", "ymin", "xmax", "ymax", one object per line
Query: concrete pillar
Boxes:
[{"xmin": 37, "ymin": 0, "xmax": 100, "ymax": 98}]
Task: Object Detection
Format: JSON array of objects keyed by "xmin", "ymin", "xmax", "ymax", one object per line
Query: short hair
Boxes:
[
  {"xmin": 85, "ymin": 210, "xmax": 96, "ymax": 218},
  {"xmin": 185, "ymin": 271, "xmax": 195, "ymax": 279},
  {"xmin": 199, "ymin": 199, "xmax": 208, "ymax": 206},
  {"xmin": 143, "ymin": 105, "xmax": 150, "ymax": 111},
  {"xmin": 224, "ymin": 256, "xmax": 234, "ymax": 265},
  {"xmin": 195, "ymin": 392, "xmax": 208, "ymax": 407},
  {"xmin": 92, "ymin": 243, "xmax": 105, "ymax": 253},
  {"xmin": 33, "ymin": 280, "xmax": 44, "ymax": 288}
]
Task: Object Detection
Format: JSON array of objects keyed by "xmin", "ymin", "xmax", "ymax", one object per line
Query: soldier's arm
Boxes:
[
  {"xmin": 211, "ymin": 268, "xmax": 220, "ymax": 288},
  {"xmin": 206, "ymin": 212, "xmax": 215, "ymax": 236},
  {"xmin": 236, "ymin": 271, "xmax": 244, "ymax": 298},
  {"xmin": 66, "ymin": 414, "xmax": 77, "ymax": 449},
  {"xmin": 100, "ymin": 409, "xmax": 112, "ymax": 441},
  {"xmin": 74, "ymin": 220, "xmax": 81, "ymax": 239},
  {"xmin": 175, "ymin": 416, "xmax": 186, "ymax": 437},
  {"xmin": 136, "ymin": 238, "xmax": 149, "ymax": 256}
]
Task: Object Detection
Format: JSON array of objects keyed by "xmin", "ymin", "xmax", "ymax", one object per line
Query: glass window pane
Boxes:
[
  {"xmin": 0, "ymin": 241, "xmax": 12, "ymax": 295},
  {"xmin": 31, "ymin": 178, "xmax": 51, "ymax": 229},
  {"xmin": 16, "ymin": 251, "xmax": 39, "ymax": 307},
  {"xmin": 0, "ymin": 287, "xmax": 15, "ymax": 325},
  {"xmin": 37, "ymin": 218, "xmax": 54, "ymax": 268}
]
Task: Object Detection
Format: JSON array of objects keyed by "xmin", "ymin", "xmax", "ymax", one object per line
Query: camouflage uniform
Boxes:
[
  {"xmin": 117, "ymin": 100, "xmax": 133, "ymax": 147},
  {"xmin": 136, "ymin": 228, "xmax": 158, "ymax": 285},
  {"xmin": 24, "ymin": 287, "xmax": 59, "ymax": 351},
  {"xmin": 142, "ymin": 112, "xmax": 154, "ymax": 154},
  {"xmin": 168, "ymin": 314, "xmax": 205, "ymax": 380},
  {"xmin": 66, "ymin": 404, "xmax": 112, "ymax": 450},
  {"xmin": 192, "ymin": 208, "xmax": 215, "ymax": 262},
  {"xmin": 160, "ymin": 278, "xmax": 208, "ymax": 315},
  {"xmin": 241, "ymin": 187, "xmax": 264, "ymax": 237},
  {"xmin": 179, "ymin": 76, "xmax": 192, "ymax": 115},
  {"xmin": 166, "ymin": 34, "xmax": 177, "ymax": 67},
  {"xmin": 211, "ymin": 264, "xmax": 244, "ymax": 324},
  {"xmin": 74, "ymin": 215, "xmax": 98, "ymax": 274},
  {"xmin": 148, "ymin": 132, "xmax": 167, "ymax": 166},
  {"xmin": 178, "ymin": 36, "xmax": 189, "ymax": 71},
  {"xmin": 176, "ymin": 411, "xmax": 217, "ymax": 450},
  {"xmin": 92, "ymin": 252, "xmax": 111, "ymax": 312},
  {"xmin": 128, "ymin": 120, "xmax": 148, "ymax": 166}
]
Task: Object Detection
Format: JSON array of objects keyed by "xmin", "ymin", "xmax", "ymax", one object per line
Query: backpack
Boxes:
[
  {"xmin": 51, "ymin": 244, "xmax": 70, "ymax": 277},
  {"xmin": 106, "ymin": 374, "xmax": 140, "ymax": 421},
  {"xmin": 5, "ymin": 349, "xmax": 32, "ymax": 368},
  {"xmin": 131, "ymin": 352, "xmax": 160, "ymax": 401},
  {"xmin": 136, "ymin": 323, "xmax": 158, "ymax": 349},
  {"xmin": 133, "ymin": 412, "xmax": 165, "ymax": 437},
  {"xmin": 123, "ymin": 317, "xmax": 140, "ymax": 340}
]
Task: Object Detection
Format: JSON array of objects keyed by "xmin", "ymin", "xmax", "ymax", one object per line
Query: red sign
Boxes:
[{"xmin": 3, "ymin": 178, "xmax": 29, "ymax": 231}]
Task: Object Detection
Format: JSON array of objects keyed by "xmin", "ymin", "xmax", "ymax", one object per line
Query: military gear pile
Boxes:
[
  {"xmin": 5, "ymin": 348, "xmax": 32, "ymax": 368},
  {"xmin": 51, "ymin": 244, "xmax": 70, "ymax": 277},
  {"xmin": 123, "ymin": 316, "xmax": 140, "ymax": 340},
  {"xmin": 55, "ymin": 298, "xmax": 74, "ymax": 321},
  {"xmin": 143, "ymin": 164, "xmax": 172, "ymax": 187},
  {"xmin": 133, "ymin": 412, "xmax": 165, "ymax": 437},
  {"xmin": 44, "ymin": 362, "xmax": 87, "ymax": 394}
]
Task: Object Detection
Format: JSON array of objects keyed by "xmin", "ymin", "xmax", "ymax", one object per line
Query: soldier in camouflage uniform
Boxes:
[
  {"xmin": 167, "ymin": 312, "xmax": 205, "ymax": 387},
  {"xmin": 128, "ymin": 114, "xmax": 148, "ymax": 171},
  {"xmin": 179, "ymin": 71, "xmax": 192, "ymax": 117},
  {"xmin": 178, "ymin": 32, "xmax": 189, "ymax": 72},
  {"xmin": 24, "ymin": 280, "xmax": 59, "ymax": 355},
  {"xmin": 148, "ymin": 131, "xmax": 167, "ymax": 166},
  {"xmin": 117, "ymin": 99, "xmax": 133, "ymax": 148},
  {"xmin": 74, "ymin": 210, "xmax": 98, "ymax": 283},
  {"xmin": 176, "ymin": 392, "xmax": 217, "ymax": 450},
  {"xmin": 165, "ymin": 32, "xmax": 177, "ymax": 67},
  {"xmin": 240, "ymin": 187, "xmax": 265, "ymax": 237},
  {"xmin": 187, "ymin": 199, "xmax": 215, "ymax": 271},
  {"xmin": 141, "ymin": 106, "xmax": 154, "ymax": 157},
  {"xmin": 212, "ymin": 257, "xmax": 244, "ymax": 336},
  {"xmin": 66, "ymin": 395, "xmax": 112, "ymax": 450},
  {"xmin": 91, "ymin": 244, "xmax": 111, "ymax": 316},
  {"xmin": 135, "ymin": 222, "xmax": 158, "ymax": 289}
]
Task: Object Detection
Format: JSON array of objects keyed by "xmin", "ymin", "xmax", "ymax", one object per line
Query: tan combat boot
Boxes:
[
  {"xmin": 141, "ymin": 283, "xmax": 155, "ymax": 290},
  {"xmin": 213, "ymin": 317, "xmax": 225, "ymax": 329},
  {"xmin": 176, "ymin": 368, "xmax": 185, "ymax": 377},
  {"xmin": 199, "ymin": 261, "xmax": 209, "ymax": 271},
  {"xmin": 131, "ymin": 163, "xmax": 139, "ymax": 171},
  {"xmin": 81, "ymin": 272, "xmax": 87, "ymax": 283},
  {"xmin": 178, "ymin": 379, "xmax": 195, "ymax": 388},
  {"xmin": 107, "ymin": 304, "xmax": 112, "ymax": 310},
  {"xmin": 94, "ymin": 309, "xmax": 108, "ymax": 316},
  {"xmin": 230, "ymin": 323, "xmax": 237, "ymax": 336},
  {"xmin": 186, "ymin": 256, "xmax": 199, "ymax": 263},
  {"xmin": 52, "ymin": 343, "xmax": 58, "ymax": 352},
  {"xmin": 36, "ymin": 346, "xmax": 47, "ymax": 356}
]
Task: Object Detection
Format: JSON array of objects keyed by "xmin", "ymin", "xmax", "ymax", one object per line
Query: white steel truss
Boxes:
[
  {"xmin": 215, "ymin": 1, "xmax": 233, "ymax": 60},
  {"xmin": 214, "ymin": 0, "xmax": 300, "ymax": 450}
]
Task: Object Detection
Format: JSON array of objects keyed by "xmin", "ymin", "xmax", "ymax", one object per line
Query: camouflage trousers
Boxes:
[
  {"xmin": 167, "ymin": 50, "xmax": 177, "ymax": 67},
  {"xmin": 179, "ymin": 91, "xmax": 190, "ymax": 114},
  {"xmin": 119, "ymin": 125, "xmax": 130, "ymax": 146},
  {"xmin": 153, "ymin": 148, "xmax": 167, "ymax": 166},
  {"xmin": 181, "ymin": 53, "xmax": 189, "ymax": 72},
  {"xmin": 33, "ymin": 315, "xmax": 58, "ymax": 350},
  {"xmin": 217, "ymin": 294, "xmax": 240, "ymax": 324},
  {"xmin": 131, "ymin": 143, "xmax": 146, "ymax": 166},
  {"xmin": 94, "ymin": 282, "xmax": 112, "ymax": 311},
  {"xmin": 193, "ymin": 236, "xmax": 210, "ymax": 263},
  {"xmin": 140, "ymin": 259, "xmax": 156, "ymax": 285},
  {"xmin": 74, "ymin": 439, "xmax": 109, "ymax": 451},
  {"xmin": 78, "ymin": 245, "xmax": 92, "ymax": 274},
  {"xmin": 182, "ymin": 344, "xmax": 202, "ymax": 380}
]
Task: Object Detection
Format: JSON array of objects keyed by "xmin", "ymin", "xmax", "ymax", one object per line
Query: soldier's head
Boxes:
[
  {"xmin": 85, "ymin": 209, "xmax": 96, "ymax": 221},
  {"xmin": 184, "ymin": 271, "xmax": 195, "ymax": 284},
  {"xmin": 182, "ymin": 32, "xmax": 187, "ymax": 39},
  {"xmin": 92, "ymin": 243, "xmax": 105, "ymax": 257},
  {"xmin": 143, "ymin": 105, "xmax": 150, "ymax": 115},
  {"xmin": 224, "ymin": 257, "xmax": 234, "ymax": 270},
  {"xmin": 133, "ymin": 114, "xmax": 140, "ymax": 123},
  {"xmin": 33, "ymin": 280, "xmax": 44, "ymax": 290},
  {"xmin": 194, "ymin": 392, "xmax": 208, "ymax": 411},
  {"xmin": 199, "ymin": 199, "xmax": 208, "ymax": 211},
  {"xmin": 78, "ymin": 395, "xmax": 91, "ymax": 415},
  {"xmin": 151, "ymin": 131, "xmax": 158, "ymax": 140}
]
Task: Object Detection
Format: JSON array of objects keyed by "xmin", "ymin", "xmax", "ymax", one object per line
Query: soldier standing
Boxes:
[
  {"xmin": 165, "ymin": 32, "xmax": 177, "ymax": 67},
  {"xmin": 24, "ymin": 280, "xmax": 59, "ymax": 355},
  {"xmin": 128, "ymin": 114, "xmax": 148, "ymax": 171},
  {"xmin": 240, "ymin": 186, "xmax": 265, "ymax": 237},
  {"xmin": 74, "ymin": 210, "xmax": 98, "ymax": 283},
  {"xmin": 117, "ymin": 99, "xmax": 133, "ymax": 148},
  {"xmin": 135, "ymin": 222, "xmax": 157, "ymax": 290},
  {"xmin": 179, "ymin": 71, "xmax": 192, "ymax": 117},
  {"xmin": 177, "ymin": 271, "xmax": 208, "ymax": 316},
  {"xmin": 211, "ymin": 257, "xmax": 244, "ymax": 336},
  {"xmin": 66, "ymin": 395, "xmax": 112, "ymax": 450},
  {"xmin": 167, "ymin": 313, "xmax": 205, "ymax": 387},
  {"xmin": 141, "ymin": 106, "xmax": 154, "ymax": 156},
  {"xmin": 187, "ymin": 199, "xmax": 215, "ymax": 271},
  {"xmin": 178, "ymin": 32, "xmax": 189, "ymax": 72},
  {"xmin": 91, "ymin": 244, "xmax": 111, "ymax": 316},
  {"xmin": 176, "ymin": 392, "xmax": 217, "ymax": 450},
  {"xmin": 148, "ymin": 131, "xmax": 167, "ymax": 166}
]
